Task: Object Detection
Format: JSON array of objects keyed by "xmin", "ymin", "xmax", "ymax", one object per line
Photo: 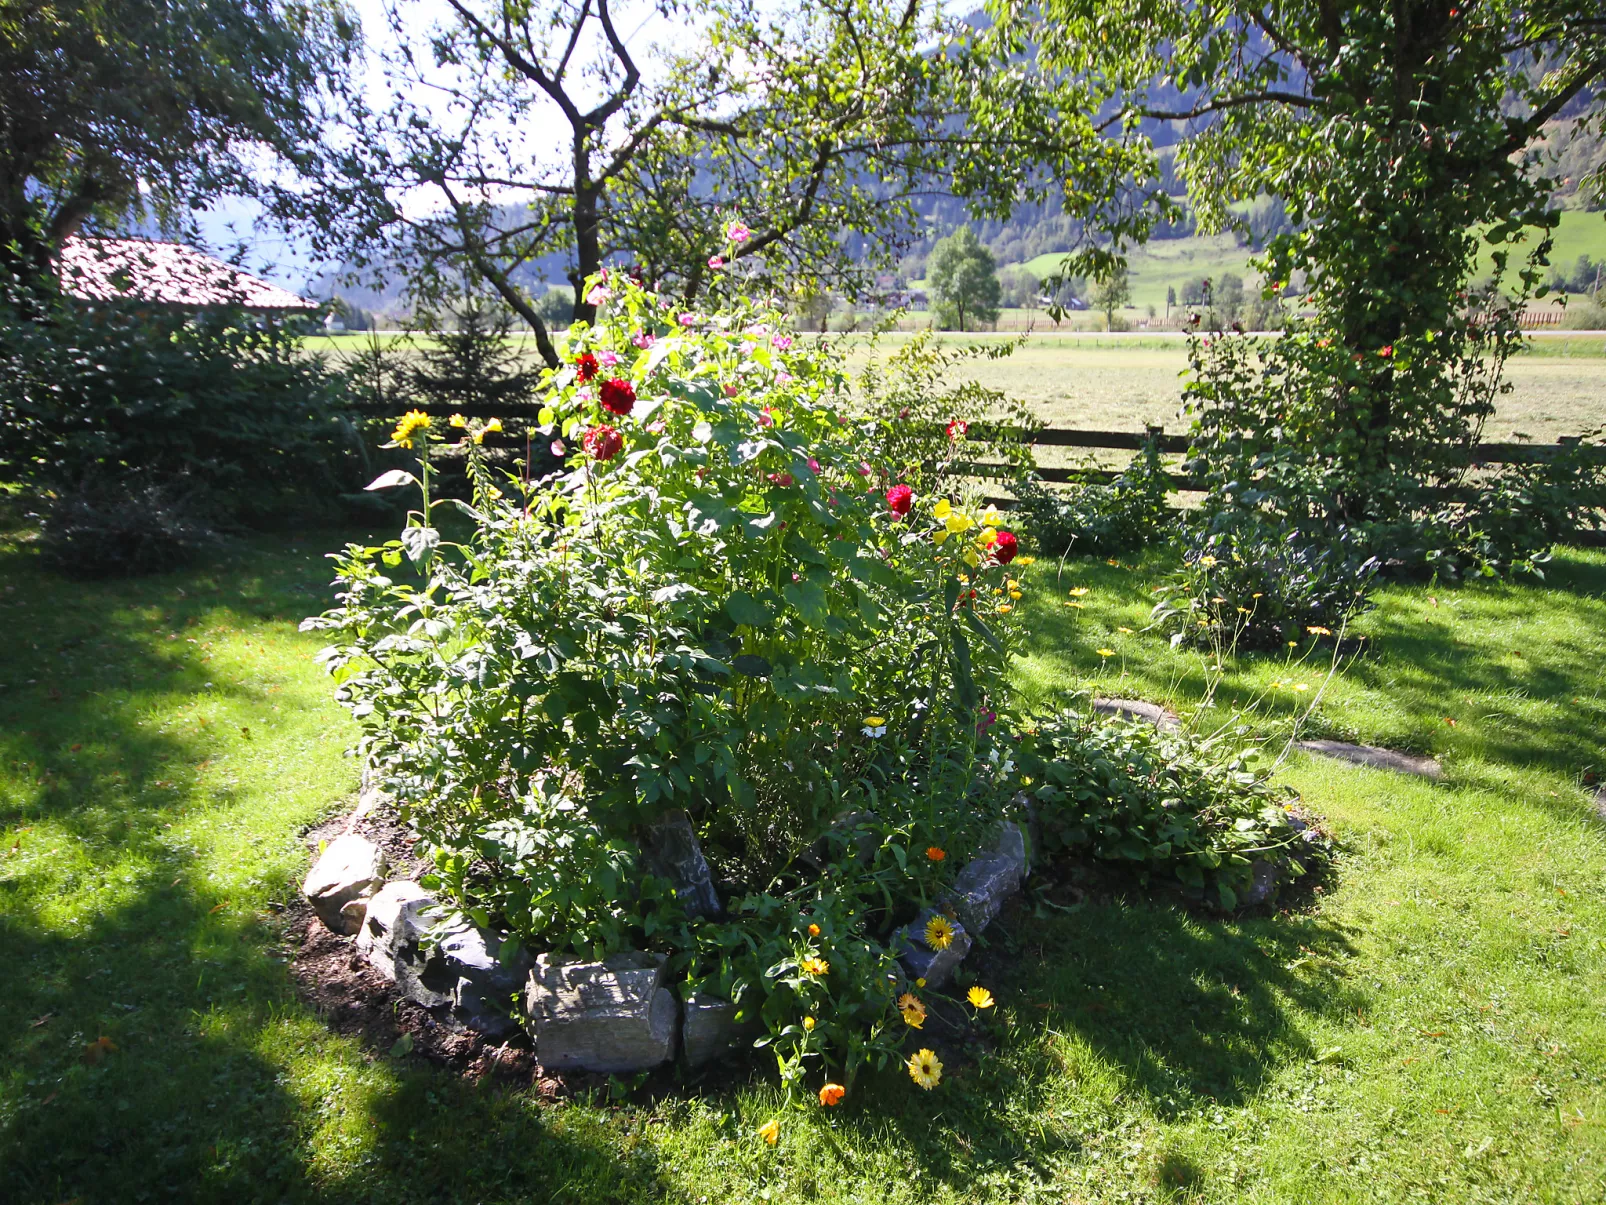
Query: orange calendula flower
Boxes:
[
  {"xmin": 818, "ymin": 1082, "xmax": 846, "ymax": 1107},
  {"xmin": 807, "ymin": 923, "xmax": 820, "ymax": 936},
  {"xmin": 926, "ymin": 846, "xmax": 946, "ymax": 862},
  {"xmin": 801, "ymin": 956, "xmax": 829, "ymax": 976},
  {"xmin": 758, "ymin": 1118, "xmax": 780, "ymax": 1145},
  {"xmin": 908, "ymin": 1048, "xmax": 943, "ymax": 1090}
]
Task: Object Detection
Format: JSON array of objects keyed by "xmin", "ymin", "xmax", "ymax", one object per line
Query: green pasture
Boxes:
[{"xmin": 2, "ymin": 497, "xmax": 1604, "ymax": 1202}]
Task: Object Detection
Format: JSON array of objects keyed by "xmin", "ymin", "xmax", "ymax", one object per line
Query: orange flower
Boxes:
[
  {"xmin": 801, "ymin": 956, "xmax": 829, "ymax": 977},
  {"xmin": 926, "ymin": 846, "xmax": 946, "ymax": 862},
  {"xmin": 807, "ymin": 923, "xmax": 820, "ymax": 936},
  {"xmin": 818, "ymin": 1082, "xmax": 846, "ymax": 1107}
]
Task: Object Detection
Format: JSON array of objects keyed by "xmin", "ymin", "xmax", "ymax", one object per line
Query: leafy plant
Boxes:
[
  {"xmin": 1012, "ymin": 439, "xmax": 1171, "ymax": 558},
  {"xmin": 38, "ymin": 473, "xmax": 218, "ymax": 578}
]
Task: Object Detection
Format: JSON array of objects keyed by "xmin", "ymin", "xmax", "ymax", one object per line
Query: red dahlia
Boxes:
[
  {"xmin": 992, "ymin": 530, "xmax": 1018, "ymax": 564},
  {"xmin": 574, "ymin": 352, "xmax": 600, "ymax": 382},
  {"xmin": 583, "ymin": 424, "xmax": 624, "ymax": 462},
  {"xmin": 946, "ymin": 418, "xmax": 968, "ymax": 442},
  {"xmin": 599, "ymin": 377, "xmax": 636, "ymax": 416},
  {"xmin": 886, "ymin": 484, "xmax": 913, "ymax": 517}
]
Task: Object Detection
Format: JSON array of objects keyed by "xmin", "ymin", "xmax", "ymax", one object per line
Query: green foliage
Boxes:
[
  {"xmin": 928, "ymin": 226, "xmax": 1003, "ymax": 331},
  {"xmin": 1012, "ymin": 441, "xmax": 1171, "ymax": 558},
  {"xmin": 407, "ymin": 296, "xmax": 538, "ymax": 412},
  {"xmin": 38, "ymin": 474, "xmax": 218, "ymax": 577},
  {"xmin": 0, "ymin": 274, "xmax": 357, "ymax": 525},
  {"xmin": 1089, "ymin": 266, "xmax": 1130, "ymax": 328},
  {"xmin": 1011, "ymin": 707, "xmax": 1314, "ymax": 910},
  {"xmin": 1150, "ymin": 513, "xmax": 1380, "ymax": 652}
]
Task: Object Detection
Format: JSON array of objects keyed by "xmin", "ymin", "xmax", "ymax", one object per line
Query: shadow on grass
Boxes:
[{"xmin": 0, "ymin": 529, "xmax": 692, "ymax": 1203}]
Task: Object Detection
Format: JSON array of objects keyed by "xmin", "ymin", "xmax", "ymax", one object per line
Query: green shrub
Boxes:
[
  {"xmin": 38, "ymin": 473, "xmax": 218, "ymax": 577},
  {"xmin": 1011, "ymin": 441, "xmax": 1171, "ymax": 558},
  {"xmin": 1010, "ymin": 706, "xmax": 1316, "ymax": 910}
]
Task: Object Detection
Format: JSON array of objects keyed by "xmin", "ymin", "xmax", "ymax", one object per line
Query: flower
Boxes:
[
  {"xmin": 907, "ymin": 1048, "xmax": 943, "ymax": 1090},
  {"xmin": 449, "ymin": 413, "xmax": 467, "ymax": 428},
  {"xmin": 549, "ymin": 439, "xmax": 566, "ymax": 457},
  {"xmin": 1198, "ymin": 555, "xmax": 1218, "ymax": 567},
  {"xmin": 926, "ymin": 846, "xmax": 946, "ymax": 862},
  {"xmin": 997, "ymin": 604, "xmax": 1013, "ymax": 613},
  {"xmin": 678, "ymin": 313, "xmax": 697, "ymax": 326},
  {"xmin": 992, "ymin": 530, "xmax": 1018, "ymax": 564},
  {"xmin": 771, "ymin": 333, "xmax": 794, "ymax": 350},
  {"xmin": 758, "ymin": 1118, "xmax": 780, "ymax": 1145},
  {"xmin": 708, "ymin": 255, "xmax": 725, "ymax": 269},
  {"xmin": 1068, "ymin": 587, "xmax": 1090, "ymax": 597},
  {"xmin": 923, "ymin": 914, "xmax": 956, "ymax": 951},
  {"xmin": 802, "ymin": 1015, "xmax": 816, "ymax": 1031},
  {"xmin": 775, "ymin": 371, "xmax": 794, "ymax": 385},
  {"xmin": 801, "ymin": 956, "xmax": 829, "ymax": 976},
  {"xmin": 897, "ymin": 992, "xmax": 926, "ymax": 1028},
  {"xmin": 390, "ymin": 409, "xmax": 431, "ymax": 448},
  {"xmin": 857, "ymin": 461, "xmax": 872, "ymax": 477},
  {"xmin": 597, "ymin": 378, "xmax": 635, "ymax": 416},
  {"xmin": 484, "ymin": 418, "xmax": 502, "ymax": 434},
  {"xmin": 598, "ymin": 349, "xmax": 620, "ymax": 367},
  {"xmin": 766, "ymin": 471, "xmax": 795, "ymax": 488},
  {"xmin": 886, "ymin": 484, "xmax": 913, "ymax": 517},
  {"xmin": 756, "ymin": 407, "xmax": 775, "ymax": 427},
  {"xmin": 582, "ymin": 424, "xmax": 624, "ymax": 462},
  {"xmin": 946, "ymin": 418, "xmax": 969, "ymax": 442},
  {"xmin": 862, "ymin": 715, "xmax": 887, "ymax": 738},
  {"xmin": 1307, "ymin": 625, "xmax": 1332, "ymax": 635},
  {"xmin": 727, "ymin": 220, "xmax": 752, "ymax": 244},
  {"xmin": 807, "ymin": 457, "xmax": 821, "ymax": 473},
  {"xmin": 967, "ymin": 986, "xmax": 995, "ymax": 1009},
  {"xmin": 808, "ymin": 923, "xmax": 820, "ymax": 936},
  {"xmin": 632, "ymin": 331, "xmax": 655, "ymax": 349},
  {"xmin": 1017, "ymin": 555, "xmax": 1036, "ymax": 565},
  {"xmin": 818, "ymin": 1082, "xmax": 846, "ymax": 1107},
  {"xmin": 1379, "ymin": 344, "xmax": 1394, "ymax": 357},
  {"xmin": 586, "ymin": 285, "xmax": 613, "ymax": 306},
  {"xmin": 574, "ymin": 352, "xmax": 600, "ymax": 382},
  {"xmin": 1097, "ymin": 648, "xmax": 1115, "ymax": 657}
]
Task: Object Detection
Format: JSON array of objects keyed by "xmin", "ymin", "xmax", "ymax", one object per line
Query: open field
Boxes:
[{"xmin": 2, "ymin": 502, "xmax": 1604, "ymax": 1203}]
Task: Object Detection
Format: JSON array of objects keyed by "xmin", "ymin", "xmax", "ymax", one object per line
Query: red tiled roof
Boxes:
[{"xmin": 57, "ymin": 237, "xmax": 316, "ymax": 310}]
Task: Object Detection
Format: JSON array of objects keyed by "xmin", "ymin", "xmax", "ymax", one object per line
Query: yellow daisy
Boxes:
[
  {"xmin": 907, "ymin": 1048, "xmax": 943, "ymax": 1090},
  {"xmin": 801, "ymin": 956, "xmax": 829, "ymax": 976},
  {"xmin": 924, "ymin": 915, "xmax": 956, "ymax": 951},
  {"xmin": 758, "ymin": 1118, "xmax": 780, "ymax": 1145},
  {"xmin": 967, "ymin": 986, "xmax": 995, "ymax": 1009}
]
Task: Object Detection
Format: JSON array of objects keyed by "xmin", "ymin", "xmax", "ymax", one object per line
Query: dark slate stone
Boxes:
[
  {"xmin": 893, "ymin": 909, "xmax": 971, "ymax": 989},
  {"xmin": 940, "ymin": 822, "xmax": 1029, "ymax": 934},
  {"xmin": 682, "ymin": 992, "xmax": 764, "ymax": 1067},
  {"xmin": 802, "ymin": 810, "xmax": 881, "ymax": 870},
  {"xmin": 639, "ymin": 810, "xmax": 721, "ymax": 919},
  {"xmin": 1093, "ymin": 697, "xmax": 1182, "ymax": 731}
]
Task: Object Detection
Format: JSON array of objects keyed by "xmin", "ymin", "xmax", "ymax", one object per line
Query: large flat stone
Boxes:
[
  {"xmin": 940, "ymin": 822, "xmax": 1029, "ymax": 934},
  {"xmin": 682, "ymin": 992, "xmax": 764, "ymax": 1067},
  {"xmin": 639, "ymin": 810, "xmax": 721, "ymax": 919},
  {"xmin": 1296, "ymin": 740, "xmax": 1442, "ymax": 779},
  {"xmin": 525, "ymin": 952, "xmax": 679, "ymax": 1073},
  {"xmin": 1093, "ymin": 697, "xmax": 1182, "ymax": 731},
  {"xmin": 303, "ymin": 834, "xmax": 388, "ymax": 935},
  {"xmin": 894, "ymin": 909, "xmax": 972, "ymax": 989},
  {"xmin": 355, "ymin": 880, "xmax": 438, "ymax": 981}
]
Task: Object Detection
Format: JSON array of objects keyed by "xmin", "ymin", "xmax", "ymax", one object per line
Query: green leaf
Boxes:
[{"xmin": 725, "ymin": 592, "xmax": 773, "ymax": 628}]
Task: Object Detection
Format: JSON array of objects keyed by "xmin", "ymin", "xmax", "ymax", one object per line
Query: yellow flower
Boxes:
[
  {"xmin": 945, "ymin": 510, "xmax": 975, "ymax": 535},
  {"xmin": 997, "ymin": 604, "xmax": 1012, "ymax": 613},
  {"xmin": 801, "ymin": 956, "xmax": 829, "ymax": 976},
  {"xmin": 802, "ymin": 1015, "xmax": 816, "ymax": 1030},
  {"xmin": 1009, "ymin": 590, "xmax": 1022, "ymax": 600},
  {"xmin": 962, "ymin": 547, "xmax": 981, "ymax": 568},
  {"xmin": 449, "ymin": 413, "xmax": 467, "ymax": 428},
  {"xmin": 1295, "ymin": 683, "xmax": 1310, "ymax": 692},
  {"xmin": 977, "ymin": 526, "xmax": 998, "ymax": 547},
  {"xmin": 1067, "ymin": 587, "xmax": 1090, "ymax": 597},
  {"xmin": 1096, "ymin": 648, "xmax": 1115, "ymax": 657},
  {"xmin": 916, "ymin": 978, "xmax": 927, "ymax": 988},
  {"xmin": 1064, "ymin": 601, "xmax": 1084, "ymax": 609},
  {"xmin": 1117, "ymin": 626, "xmax": 1134, "ymax": 633},
  {"xmin": 907, "ymin": 1048, "xmax": 943, "ymax": 1090},
  {"xmin": 956, "ymin": 572, "xmax": 969, "ymax": 583},
  {"xmin": 1198, "ymin": 555, "xmax": 1218, "ymax": 567},
  {"xmin": 1307, "ymin": 625, "xmax": 1332, "ymax": 635},
  {"xmin": 897, "ymin": 992, "xmax": 926, "ymax": 1029},
  {"xmin": 967, "ymin": 986, "xmax": 995, "ymax": 1009},
  {"xmin": 924, "ymin": 915, "xmax": 956, "ymax": 951},
  {"xmin": 807, "ymin": 923, "xmax": 820, "ymax": 936},
  {"xmin": 390, "ymin": 409, "xmax": 432, "ymax": 448},
  {"xmin": 484, "ymin": 418, "xmax": 502, "ymax": 433},
  {"xmin": 933, "ymin": 498, "xmax": 952, "ymax": 519},
  {"xmin": 980, "ymin": 507, "xmax": 1003, "ymax": 526},
  {"xmin": 758, "ymin": 1118, "xmax": 780, "ymax": 1145},
  {"xmin": 1017, "ymin": 555, "xmax": 1036, "ymax": 565},
  {"xmin": 863, "ymin": 715, "xmax": 886, "ymax": 727}
]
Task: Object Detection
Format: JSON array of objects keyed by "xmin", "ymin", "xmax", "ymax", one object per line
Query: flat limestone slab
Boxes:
[
  {"xmin": 1093, "ymin": 697, "xmax": 1182, "ymax": 732},
  {"xmin": 1295, "ymin": 739, "xmax": 1442, "ymax": 779}
]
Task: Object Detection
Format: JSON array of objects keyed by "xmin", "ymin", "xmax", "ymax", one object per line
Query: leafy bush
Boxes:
[
  {"xmin": 1011, "ymin": 440, "xmax": 1171, "ymax": 558},
  {"xmin": 1150, "ymin": 512, "xmax": 1380, "ymax": 651},
  {"xmin": 305, "ymin": 274, "xmax": 1030, "ymax": 1094},
  {"xmin": 38, "ymin": 474, "xmax": 218, "ymax": 577},
  {"xmin": 0, "ymin": 273, "xmax": 354, "ymax": 525},
  {"xmin": 1009, "ymin": 706, "xmax": 1316, "ymax": 910}
]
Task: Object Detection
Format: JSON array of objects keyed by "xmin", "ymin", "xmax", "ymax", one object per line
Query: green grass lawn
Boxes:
[{"xmin": 3, "ymin": 509, "xmax": 1604, "ymax": 1203}]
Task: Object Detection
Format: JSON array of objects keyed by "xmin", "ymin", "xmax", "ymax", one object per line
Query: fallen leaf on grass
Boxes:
[
  {"xmin": 1419, "ymin": 1030, "xmax": 1446, "ymax": 1038},
  {"xmin": 30, "ymin": 1013, "xmax": 52, "ymax": 1028},
  {"xmin": 81, "ymin": 1036, "xmax": 117, "ymax": 1065}
]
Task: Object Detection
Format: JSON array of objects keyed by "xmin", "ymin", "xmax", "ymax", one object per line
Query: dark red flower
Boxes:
[
  {"xmin": 767, "ymin": 472, "xmax": 795, "ymax": 488},
  {"xmin": 946, "ymin": 418, "xmax": 968, "ymax": 442},
  {"xmin": 599, "ymin": 377, "xmax": 636, "ymax": 416},
  {"xmin": 992, "ymin": 530, "xmax": 1018, "ymax": 564},
  {"xmin": 886, "ymin": 484, "xmax": 913, "ymax": 517},
  {"xmin": 583, "ymin": 424, "xmax": 624, "ymax": 462},
  {"xmin": 575, "ymin": 352, "xmax": 600, "ymax": 382}
]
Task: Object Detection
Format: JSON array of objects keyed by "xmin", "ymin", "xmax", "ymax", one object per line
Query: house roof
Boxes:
[{"xmin": 57, "ymin": 237, "xmax": 316, "ymax": 311}]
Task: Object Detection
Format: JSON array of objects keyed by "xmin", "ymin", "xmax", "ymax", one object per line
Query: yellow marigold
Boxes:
[
  {"xmin": 818, "ymin": 1082, "xmax": 846, "ymax": 1107},
  {"xmin": 907, "ymin": 1048, "xmax": 943, "ymax": 1090},
  {"xmin": 1307, "ymin": 625, "xmax": 1332, "ymax": 635},
  {"xmin": 758, "ymin": 1118, "xmax": 780, "ymax": 1145},
  {"xmin": 802, "ymin": 1015, "xmax": 815, "ymax": 1030},
  {"xmin": 1067, "ymin": 587, "xmax": 1090, "ymax": 597},
  {"xmin": 897, "ymin": 993, "xmax": 926, "ymax": 1029},
  {"xmin": 967, "ymin": 986, "xmax": 995, "ymax": 1009},
  {"xmin": 1017, "ymin": 555, "xmax": 1036, "ymax": 565},
  {"xmin": 1096, "ymin": 648, "xmax": 1115, "ymax": 657},
  {"xmin": 1009, "ymin": 590, "xmax": 1022, "ymax": 600},
  {"xmin": 997, "ymin": 603, "xmax": 1012, "ymax": 613},
  {"xmin": 923, "ymin": 914, "xmax": 956, "ymax": 951},
  {"xmin": 801, "ymin": 956, "xmax": 829, "ymax": 976},
  {"xmin": 449, "ymin": 413, "xmax": 468, "ymax": 428},
  {"xmin": 390, "ymin": 409, "xmax": 432, "ymax": 448},
  {"xmin": 807, "ymin": 923, "xmax": 820, "ymax": 936}
]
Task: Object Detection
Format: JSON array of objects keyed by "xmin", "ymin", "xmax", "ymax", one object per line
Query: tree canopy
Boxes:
[
  {"xmin": 0, "ymin": 0, "xmax": 357, "ymax": 284},
  {"xmin": 306, "ymin": 0, "xmax": 1160, "ymax": 366},
  {"xmin": 928, "ymin": 225, "xmax": 1002, "ymax": 331}
]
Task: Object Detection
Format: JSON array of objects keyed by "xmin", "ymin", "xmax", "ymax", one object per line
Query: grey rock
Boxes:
[
  {"xmin": 1093, "ymin": 697, "xmax": 1182, "ymax": 732},
  {"xmin": 1295, "ymin": 739, "xmax": 1442, "ymax": 779},
  {"xmin": 525, "ymin": 952, "xmax": 679, "ymax": 1073},
  {"xmin": 303, "ymin": 834, "xmax": 387, "ymax": 935},
  {"xmin": 894, "ymin": 909, "xmax": 972, "ymax": 989},
  {"xmin": 940, "ymin": 822, "xmax": 1029, "ymax": 934},
  {"xmin": 803, "ymin": 810, "xmax": 881, "ymax": 869},
  {"xmin": 355, "ymin": 880, "xmax": 438, "ymax": 982},
  {"xmin": 1239, "ymin": 858, "xmax": 1281, "ymax": 909},
  {"xmin": 639, "ymin": 810, "xmax": 721, "ymax": 919},
  {"xmin": 682, "ymin": 992, "xmax": 764, "ymax": 1067}
]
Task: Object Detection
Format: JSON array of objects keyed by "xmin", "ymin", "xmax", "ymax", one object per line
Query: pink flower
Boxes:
[
  {"xmin": 738, "ymin": 341, "xmax": 756, "ymax": 356},
  {"xmin": 583, "ymin": 424, "xmax": 623, "ymax": 462},
  {"xmin": 727, "ymin": 220, "xmax": 751, "ymax": 244},
  {"xmin": 678, "ymin": 313, "xmax": 697, "ymax": 327},
  {"xmin": 646, "ymin": 420, "xmax": 666, "ymax": 434},
  {"xmin": 757, "ymin": 408, "xmax": 775, "ymax": 427},
  {"xmin": 807, "ymin": 457, "xmax": 821, "ymax": 473},
  {"xmin": 771, "ymin": 333, "xmax": 793, "ymax": 350},
  {"xmin": 708, "ymin": 255, "xmax": 725, "ymax": 269},
  {"xmin": 598, "ymin": 349, "xmax": 620, "ymax": 367},
  {"xmin": 1379, "ymin": 344, "xmax": 1394, "ymax": 357},
  {"xmin": 632, "ymin": 331, "xmax": 655, "ymax": 349},
  {"xmin": 767, "ymin": 472, "xmax": 794, "ymax": 488},
  {"xmin": 586, "ymin": 286, "xmax": 613, "ymax": 306},
  {"xmin": 857, "ymin": 461, "xmax": 871, "ymax": 477},
  {"xmin": 775, "ymin": 372, "xmax": 793, "ymax": 385},
  {"xmin": 550, "ymin": 439, "xmax": 566, "ymax": 457},
  {"xmin": 886, "ymin": 484, "xmax": 913, "ymax": 517},
  {"xmin": 723, "ymin": 383, "xmax": 739, "ymax": 397}
]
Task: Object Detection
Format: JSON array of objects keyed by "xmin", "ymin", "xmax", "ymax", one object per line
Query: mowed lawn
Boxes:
[{"xmin": 1, "ymin": 488, "xmax": 1604, "ymax": 1203}]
